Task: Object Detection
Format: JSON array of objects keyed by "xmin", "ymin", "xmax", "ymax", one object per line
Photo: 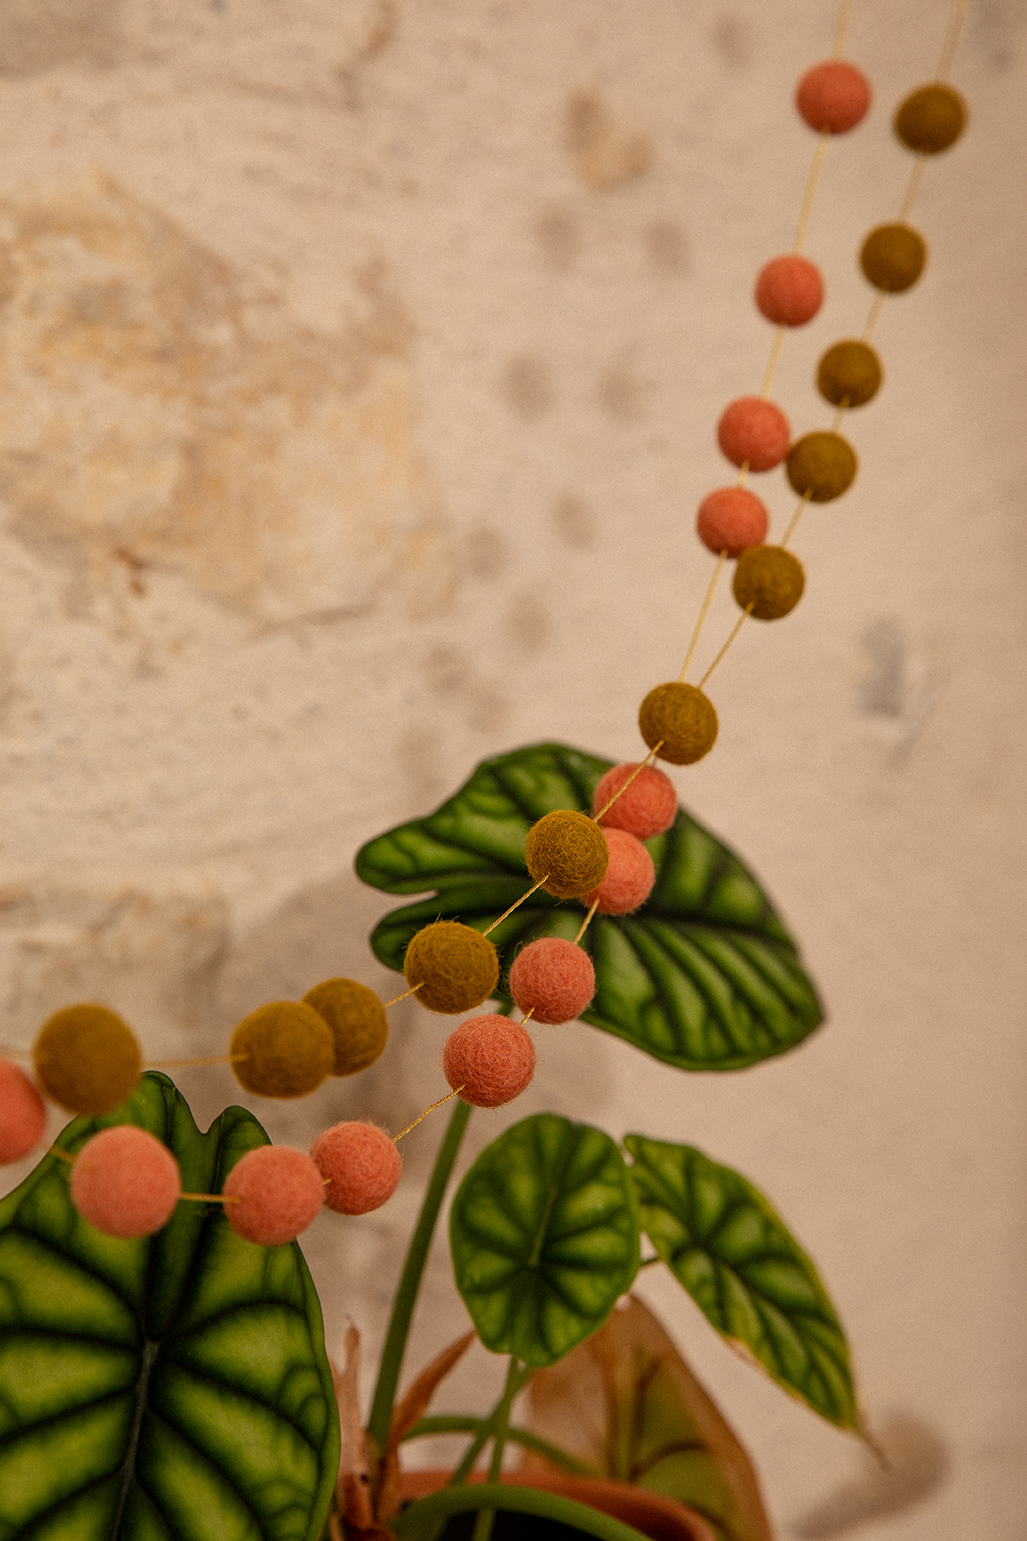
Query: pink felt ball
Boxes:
[
  {"xmin": 755, "ymin": 255, "xmax": 824, "ymax": 326},
  {"xmin": 796, "ymin": 61, "xmax": 871, "ymax": 134},
  {"xmin": 697, "ymin": 487, "xmax": 769, "ymax": 558},
  {"xmin": 222, "ymin": 1145, "xmax": 325, "ymax": 1246},
  {"xmin": 0, "ymin": 1059, "xmax": 46, "ymax": 1164},
  {"xmin": 443, "ymin": 1015, "xmax": 536, "ymax": 1108},
  {"xmin": 717, "ymin": 397, "xmax": 791, "ymax": 472},
  {"xmin": 593, "ymin": 762, "xmax": 677, "ymax": 840},
  {"xmin": 581, "ymin": 828, "xmax": 655, "ymax": 916},
  {"xmin": 311, "ymin": 1121, "xmax": 402, "ymax": 1216},
  {"xmin": 508, "ymin": 937, "xmax": 595, "ymax": 1026},
  {"xmin": 70, "ymin": 1125, "xmax": 180, "ymax": 1239}
]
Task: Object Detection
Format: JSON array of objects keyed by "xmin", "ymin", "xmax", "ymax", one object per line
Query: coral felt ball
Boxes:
[
  {"xmin": 403, "ymin": 921, "xmax": 500, "ymax": 1014},
  {"xmin": 71, "ymin": 1125, "xmax": 180, "ymax": 1239},
  {"xmin": 817, "ymin": 340, "xmax": 882, "ymax": 408},
  {"xmin": 786, "ymin": 432, "xmax": 857, "ymax": 502},
  {"xmin": 509, "ymin": 938, "xmax": 595, "ymax": 1025},
  {"xmin": 222, "ymin": 1145, "xmax": 325, "ymax": 1246},
  {"xmin": 230, "ymin": 1001, "xmax": 335, "ymax": 1098},
  {"xmin": 638, "ymin": 683, "xmax": 718, "ymax": 766},
  {"xmin": 581, "ymin": 828, "xmax": 655, "ymax": 916},
  {"xmin": 755, "ymin": 255, "xmax": 823, "ymax": 326},
  {"xmin": 443, "ymin": 1015, "xmax": 536, "ymax": 1108},
  {"xmin": 697, "ymin": 488, "xmax": 769, "ymax": 558},
  {"xmin": 34, "ymin": 1005, "xmax": 142, "ymax": 1117},
  {"xmin": 796, "ymin": 61, "xmax": 871, "ymax": 134},
  {"xmin": 593, "ymin": 763, "xmax": 676, "ymax": 840},
  {"xmin": 311, "ymin": 1121, "xmax": 402, "ymax": 1216},
  {"xmin": 303, "ymin": 977, "xmax": 388, "ymax": 1076},
  {"xmin": 894, "ymin": 83, "xmax": 966, "ymax": 154},
  {"xmin": 717, "ymin": 398, "xmax": 790, "ymax": 472},
  {"xmin": 0, "ymin": 1059, "xmax": 46, "ymax": 1164},
  {"xmin": 733, "ymin": 545, "xmax": 806, "ymax": 621},
  {"xmin": 525, "ymin": 810, "xmax": 609, "ymax": 899},
  {"xmin": 860, "ymin": 224, "xmax": 926, "ymax": 293}
]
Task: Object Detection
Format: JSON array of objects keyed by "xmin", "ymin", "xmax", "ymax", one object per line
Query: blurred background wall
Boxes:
[{"xmin": 0, "ymin": 1, "xmax": 1023, "ymax": 1535}]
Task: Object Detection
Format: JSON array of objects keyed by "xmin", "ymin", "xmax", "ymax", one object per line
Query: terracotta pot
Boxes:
[{"xmin": 400, "ymin": 1469, "xmax": 718, "ymax": 1541}]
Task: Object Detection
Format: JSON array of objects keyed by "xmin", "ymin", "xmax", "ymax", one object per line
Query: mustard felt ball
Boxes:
[
  {"xmin": 303, "ymin": 977, "xmax": 388, "ymax": 1076},
  {"xmin": 34, "ymin": 1005, "xmax": 142, "ymax": 1117},
  {"xmin": 786, "ymin": 432, "xmax": 857, "ymax": 502},
  {"xmin": 403, "ymin": 921, "xmax": 500, "ymax": 1014},
  {"xmin": 895, "ymin": 83, "xmax": 966, "ymax": 154},
  {"xmin": 860, "ymin": 224, "xmax": 926, "ymax": 293},
  {"xmin": 733, "ymin": 545, "xmax": 806, "ymax": 621},
  {"xmin": 638, "ymin": 683, "xmax": 718, "ymax": 766},
  {"xmin": 230, "ymin": 1001, "xmax": 335, "ymax": 1098},
  {"xmin": 817, "ymin": 340, "xmax": 882, "ymax": 409},
  {"xmin": 524, "ymin": 810, "xmax": 609, "ymax": 900}
]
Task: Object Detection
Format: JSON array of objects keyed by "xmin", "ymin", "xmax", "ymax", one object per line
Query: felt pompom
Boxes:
[
  {"xmin": 34, "ymin": 1005, "xmax": 142, "ymax": 1117},
  {"xmin": 70, "ymin": 1125, "xmax": 180, "ymax": 1238},
  {"xmin": 508, "ymin": 938, "xmax": 595, "ymax": 1025},
  {"xmin": 796, "ymin": 61, "xmax": 871, "ymax": 134},
  {"xmin": 860, "ymin": 224, "xmax": 926, "ymax": 293},
  {"xmin": 593, "ymin": 762, "xmax": 676, "ymax": 840},
  {"xmin": 524, "ymin": 810, "xmax": 609, "ymax": 899},
  {"xmin": 222, "ymin": 1145, "xmax": 325, "ymax": 1246},
  {"xmin": 894, "ymin": 83, "xmax": 965, "ymax": 154},
  {"xmin": 755, "ymin": 255, "xmax": 823, "ymax": 326},
  {"xmin": 717, "ymin": 398, "xmax": 790, "ymax": 472},
  {"xmin": 638, "ymin": 683, "xmax": 718, "ymax": 766},
  {"xmin": 733, "ymin": 545, "xmax": 806, "ymax": 620},
  {"xmin": 786, "ymin": 431, "xmax": 857, "ymax": 502},
  {"xmin": 311, "ymin": 1121, "xmax": 402, "ymax": 1216},
  {"xmin": 817, "ymin": 340, "xmax": 882, "ymax": 408},
  {"xmin": 303, "ymin": 977, "xmax": 388, "ymax": 1076},
  {"xmin": 403, "ymin": 921, "xmax": 500, "ymax": 1014},
  {"xmin": 443, "ymin": 1015, "xmax": 536, "ymax": 1108},
  {"xmin": 0, "ymin": 1059, "xmax": 46, "ymax": 1164},
  {"xmin": 581, "ymin": 828, "xmax": 655, "ymax": 916},
  {"xmin": 230, "ymin": 1001, "xmax": 335, "ymax": 1098},
  {"xmin": 697, "ymin": 487, "xmax": 769, "ymax": 558}
]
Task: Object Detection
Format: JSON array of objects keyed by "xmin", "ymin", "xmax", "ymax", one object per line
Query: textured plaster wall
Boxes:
[{"xmin": 0, "ymin": 1, "xmax": 1024, "ymax": 1536}]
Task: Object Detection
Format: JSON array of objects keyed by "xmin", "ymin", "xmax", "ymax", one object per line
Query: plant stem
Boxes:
[
  {"xmin": 402, "ymin": 1417, "xmax": 596, "ymax": 1477},
  {"xmin": 367, "ymin": 1097, "xmax": 473, "ymax": 1456},
  {"xmin": 471, "ymin": 1357, "xmax": 522, "ymax": 1541}
]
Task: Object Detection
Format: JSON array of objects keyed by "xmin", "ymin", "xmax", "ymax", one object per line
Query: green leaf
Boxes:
[
  {"xmin": 356, "ymin": 742, "xmax": 823, "ymax": 1071},
  {"xmin": 623, "ymin": 1136, "xmax": 857, "ymax": 1430},
  {"xmin": 0, "ymin": 1072, "xmax": 340, "ymax": 1540},
  {"xmin": 450, "ymin": 1114, "xmax": 639, "ymax": 1368}
]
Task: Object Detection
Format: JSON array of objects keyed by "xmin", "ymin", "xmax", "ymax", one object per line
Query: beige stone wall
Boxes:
[{"xmin": 0, "ymin": 1, "xmax": 1024, "ymax": 1536}]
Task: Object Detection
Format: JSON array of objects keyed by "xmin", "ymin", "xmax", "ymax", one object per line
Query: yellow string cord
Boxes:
[
  {"xmin": 736, "ymin": 460, "xmax": 750, "ymax": 488},
  {"xmin": 146, "ymin": 1054, "xmax": 247, "ymax": 1070},
  {"xmin": 180, "ymin": 1191, "xmax": 241, "ymax": 1205},
  {"xmin": 49, "ymin": 1145, "xmax": 75, "ymax": 1165},
  {"xmin": 483, "ymin": 876, "xmax": 549, "ymax": 937},
  {"xmin": 382, "ymin": 982, "xmax": 423, "ymax": 1009},
  {"xmin": 394, "ymin": 1087, "xmax": 464, "ymax": 1143},
  {"xmin": 794, "ymin": 131, "xmax": 831, "ymax": 255},
  {"xmin": 833, "ymin": 0, "xmax": 854, "ymax": 57},
  {"xmin": 780, "ymin": 490, "xmax": 814, "ymax": 550},
  {"xmin": 937, "ymin": 0, "xmax": 968, "ymax": 79},
  {"xmin": 699, "ymin": 604, "xmax": 755, "ymax": 688},
  {"xmin": 680, "ymin": 554, "xmax": 727, "ymax": 681},
  {"xmin": 759, "ymin": 325, "xmax": 786, "ymax": 400},
  {"xmin": 593, "ymin": 745, "xmax": 662, "ymax": 823},
  {"xmin": 574, "ymin": 898, "xmax": 600, "ymax": 945}
]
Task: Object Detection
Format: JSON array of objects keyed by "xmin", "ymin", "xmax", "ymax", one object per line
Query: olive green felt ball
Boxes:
[
  {"xmin": 231, "ymin": 1001, "xmax": 335, "ymax": 1098},
  {"xmin": 786, "ymin": 431, "xmax": 857, "ymax": 502},
  {"xmin": 860, "ymin": 224, "xmax": 926, "ymax": 293},
  {"xmin": 524, "ymin": 810, "xmax": 609, "ymax": 899},
  {"xmin": 638, "ymin": 683, "xmax": 718, "ymax": 766},
  {"xmin": 733, "ymin": 545, "xmax": 806, "ymax": 620},
  {"xmin": 34, "ymin": 1004, "xmax": 142, "ymax": 1116},
  {"xmin": 403, "ymin": 921, "xmax": 500, "ymax": 1014},
  {"xmin": 303, "ymin": 977, "xmax": 388, "ymax": 1076},
  {"xmin": 895, "ymin": 83, "xmax": 966, "ymax": 154},
  {"xmin": 817, "ymin": 340, "xmax": 882, "ymax": 409}
]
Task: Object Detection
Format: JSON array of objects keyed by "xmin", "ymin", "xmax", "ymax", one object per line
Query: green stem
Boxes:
[
  {"xmin": 392, "ymin": 1484, "xmax": 652, "ymax": 1541},
  {"xmin": 367, "ymin": 1097, "xmax": 472, "ymax": 1455},
  {"xmin": 471, "ymin": 1358, "xmax": 522, "ymax": 1541},
  {"xmin": 403, "ymin": 1417, "xmax": 596, "ymax": 1477}
]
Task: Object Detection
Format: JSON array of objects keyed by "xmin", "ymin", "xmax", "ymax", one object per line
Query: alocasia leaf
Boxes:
[
  {"xmin": 624, "ymin": 1136, "xmax": 858, "ymax": 1430},
  {"xmin": 0, "ymin": 1072, "xmax": 340, "ymax": 1540},
  {"xmin": 450, "ymin": 1113, "xmax": 639, "ymax": 1368},
  {"xmin": 356, "ymin": 741, "xmax": 823, "ymax": 1071},
  {"xmin": 523, "ymin": 1293, "xmax": 772, "ymax": 1541}
]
